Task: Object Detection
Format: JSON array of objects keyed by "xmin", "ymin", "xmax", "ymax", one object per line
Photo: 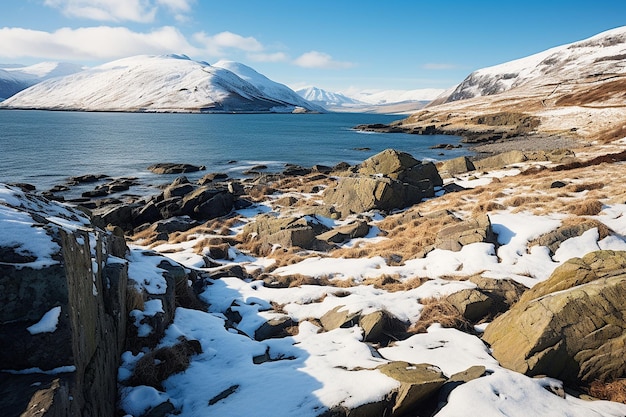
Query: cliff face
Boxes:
[{"xmin": 0, "ymin": 184, "xmax": 128, "ymax": 416}]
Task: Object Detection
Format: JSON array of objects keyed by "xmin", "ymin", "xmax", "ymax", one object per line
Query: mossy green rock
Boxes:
[{"xmin": 483, "ymin": 250, "xmax": 626, "ymax": 384}]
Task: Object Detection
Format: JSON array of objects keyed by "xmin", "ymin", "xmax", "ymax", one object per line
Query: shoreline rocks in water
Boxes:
[{"xmin": 147, "ymin": 162, "xmax": 206, "ymax": 175}]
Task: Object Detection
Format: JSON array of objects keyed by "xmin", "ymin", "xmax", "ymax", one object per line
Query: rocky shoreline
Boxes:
[{"xmin": 2, "ymin": 138, "xmax": 626, "ymax": 416}]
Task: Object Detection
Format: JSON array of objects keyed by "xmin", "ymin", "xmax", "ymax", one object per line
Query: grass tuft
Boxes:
[{"xmin": 409, "ymin": 297, "xmax": 471, "ymax": 334}]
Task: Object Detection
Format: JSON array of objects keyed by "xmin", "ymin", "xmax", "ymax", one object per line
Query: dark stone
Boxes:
[
  {"xmin": 147, "ymin": 163, "xmax": 206, "ymax": 174},
  {"xmin": 132, "ymin": 201, "xmax": 163, "ymax": 227}
]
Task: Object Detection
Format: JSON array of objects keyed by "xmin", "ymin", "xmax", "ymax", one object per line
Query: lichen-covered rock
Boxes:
[{"xmin": 483, "ymin": 250, "xmax": 626, "ymax": 384}]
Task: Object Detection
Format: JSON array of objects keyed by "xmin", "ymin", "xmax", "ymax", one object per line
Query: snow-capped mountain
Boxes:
[
  {"xmin": 296, "ymin": 86, "xmax": 444, "ymax": 114},
  {"xmin": 352, "ymin": 88, "xmax": 445, "ymax": 105},
  {"xmin": 296, "ymin": 86, "xmax": 364, "ymax": 107},
  {"xmin": 1, "ymin": 55, "xmax": 322, "ymax": 113},
  {"xmin": 0, "ymin": 62, "xmax": 84, "ymax": 100},
  {"xmin": 438, "ymin": 26, "xmax": 626, "ymax": 104},
  {"xmin": 213, "ymin": 61, "xmax": 323, "ymax": 112}
]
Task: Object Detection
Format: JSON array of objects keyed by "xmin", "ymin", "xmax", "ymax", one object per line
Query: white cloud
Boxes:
[
  {"xmin": 44, "ymin": 0, "xmax": 158, "ymax": 22},
  {"xmin": 293, "ymin": 51, "xmax": 354, "ymax": 69},
  {"xmin": 156, "ymin": 0, "xmax": 194, "ymax": 13},
  {"xmin": 193, "ymin": 31, "xmax": 264, "ymax": 56},
  {"xmin": 0, "ymin": 26, "xmax": 199, "ymax": 61},
  {"xmin": 247, "ymin": 52, "xmax": 289, "ymax": 63},
  {"xmin": 0, "ymin": 26, "xmax": 283, "ymax": 64},
  {"xmin": 43, "ymin": 0, "xmax": 196, "ymax": 23}
]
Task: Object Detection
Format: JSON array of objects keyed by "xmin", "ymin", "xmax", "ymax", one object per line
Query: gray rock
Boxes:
[
  {"xmin": 377, "ymin": 361, "xmax": 447, "ymax": 416},
  {"xmin": 437, "ymin": 156, "xmax": 476, "ymax": 177},
  {"xmin": 445, "ymin": 289, "xmax": 494, "ymax": 322},
  {"xmin": 435, "ymin": 214, "xmax": 496, "ymax": 252},
  {"xmin": 147, "ymin": 163, "xmax": 206, "ymax": 174},
  {"xmin": 483, "ymin": 250, "xmax": 626, "ymax": 385},
  {"xmin": 317, "ymin": 220, "xmax": 370, "ymax": 244},
  {"xmin": 320, "ymin": 306, "xmax": 360, "ymax": 331},
  {"xmin": 323, "ymin": 149, "xmax": 442, "ymax": 218}
]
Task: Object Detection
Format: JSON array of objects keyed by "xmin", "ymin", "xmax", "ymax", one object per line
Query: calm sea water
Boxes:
[{"xmin": 0, "ymin": 110, "xmax": 469, "ymax": 193}]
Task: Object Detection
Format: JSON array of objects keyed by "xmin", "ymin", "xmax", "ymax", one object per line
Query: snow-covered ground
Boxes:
[
  {"xmin": 118, "ymin": 165, "xmax": 626, "ymax": 416},
  {"xmin": 2, "ymin": 155, "xmax": 626, "ymax": 416}
]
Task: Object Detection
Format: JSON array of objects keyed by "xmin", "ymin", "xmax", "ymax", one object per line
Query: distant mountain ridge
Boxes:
[
  {"xmin": 296, "ymin": 86, "xmax": 363, "ymax": 107},
  {"xmin": 1, "ymin": 54, "xmax": 323, "ymax": 113},
  {"xmin": 296, "ymin": 86, "xmax": 444, "ymax": 114}
]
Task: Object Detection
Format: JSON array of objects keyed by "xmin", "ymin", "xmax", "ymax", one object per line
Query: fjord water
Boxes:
[{"xmin": 0, "ymin": 110, "xmax": 468, "ymax": 192}]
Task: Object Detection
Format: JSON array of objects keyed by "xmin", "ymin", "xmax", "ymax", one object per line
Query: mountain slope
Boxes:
[
  {"xmin": 0, "ymin": 62, "xmax": 84, "ymax": 100},
  {"xmin": 438, "ymin": 26, "xmax": 626, "ymax": 104},
  {"xmin": 1, "ymin": 55, "xmax": 321, "ymax": 113},
  {"xmin": 296, "ymin": 86, "xmax": 443, "ymax": 114},
  {"xmin": 368, "ymin": 26, "xmax": 626, "ymax": 145},
  {"xmin": 214, "ymin": 61, "xmax": 324, "ymax": 112},
  {"xmin": 296, "ymin": 86, "xmax": 363, "ymax": 107}
]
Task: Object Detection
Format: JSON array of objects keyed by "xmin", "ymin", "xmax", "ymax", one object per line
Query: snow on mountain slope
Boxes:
[
  {"xmin": 1, "ymin": 55, "xmax": 321, "ymax": 113},
  {"xmin": 443, "ymin": 26, "xmax": 626, "ymax": 103},
  {"xmin": 296, "ymin": 86, "xmax": 364, "ymax": 107},
  {"xmin": 214, "ymin": 61, "xmax": 324, "ymax": 112},
  {"xmin": 352, "ymin": 88, "xmax": 445, "ymax": 105},
  {"xmin": 295, "ymin": 86, "xmax": 443, "ymax": 114},
  {"xmin": 0, "ymin": 62, "xmax": 84, "ymax": 100}
]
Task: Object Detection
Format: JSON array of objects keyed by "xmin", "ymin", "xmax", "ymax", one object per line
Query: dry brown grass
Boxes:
[
  {"xmin": 361, "ymin": 275, "xmax": 427, "ymax": 292},
  {"xmin": 588, "ymin": 379, "xmax": 626, "ymax": 404},
  {"xmin": 334, "ymin": 210, "xmax": 461, "ymax": 262},
  {"xmin": 566, "ymin": 182, "xmax": 605, "ymax": 193},
  {"xmin": 126, "ymin": 285, "xmax": 145, "ymax": 312},
  {"xmin": 262, "ymin": 273, "xmax": 332, "ymax": 288},
  {"xmin": 409, "ymin": 297, "xmax": 471, "ymax": 334},
  {"xmin": 565, "ymin": 199, "xmax": 605, "ymax": 216},
  {"xmin": 247, "ymin": 184, "xmax": 277, "ymax": 201},
  {"xmin": 128, "ymin": 337, "xmax": 202, "ymax": 389}
]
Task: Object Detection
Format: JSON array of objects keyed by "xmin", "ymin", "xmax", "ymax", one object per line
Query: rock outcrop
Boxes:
[
  {"xmin": 323, "ymin": 149, "xmax": 443, "ymax": 218},
  {"xmin": 483, "ymin": 250, "xmax": 626, "ymax": 385},
  {"xmin": 0, "ymin": 184, "xmax": 129, "ymax": 417}
]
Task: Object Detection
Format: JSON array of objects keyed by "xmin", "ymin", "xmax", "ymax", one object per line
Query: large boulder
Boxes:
[
  {"xmin": 483, "ymin": 250, "xmax": 626, "ymax": 385},
  {"xmin": 323, "ymin": 149, "xmax": 443, "ymax": 218},
  {"xmin": 358, "ymin": 148, "xmax": 443, "ymax": 188}
]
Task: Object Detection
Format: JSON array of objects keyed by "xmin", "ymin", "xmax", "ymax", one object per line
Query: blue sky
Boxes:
[{"xmin": 1, "ymin": 0, "xmax": 625, "ymax": 93}]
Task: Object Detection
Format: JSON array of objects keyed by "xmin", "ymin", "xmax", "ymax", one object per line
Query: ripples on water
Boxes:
[{"xmin": 0, "ymin": 110, "xmax": 469, "ymax": 194}]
